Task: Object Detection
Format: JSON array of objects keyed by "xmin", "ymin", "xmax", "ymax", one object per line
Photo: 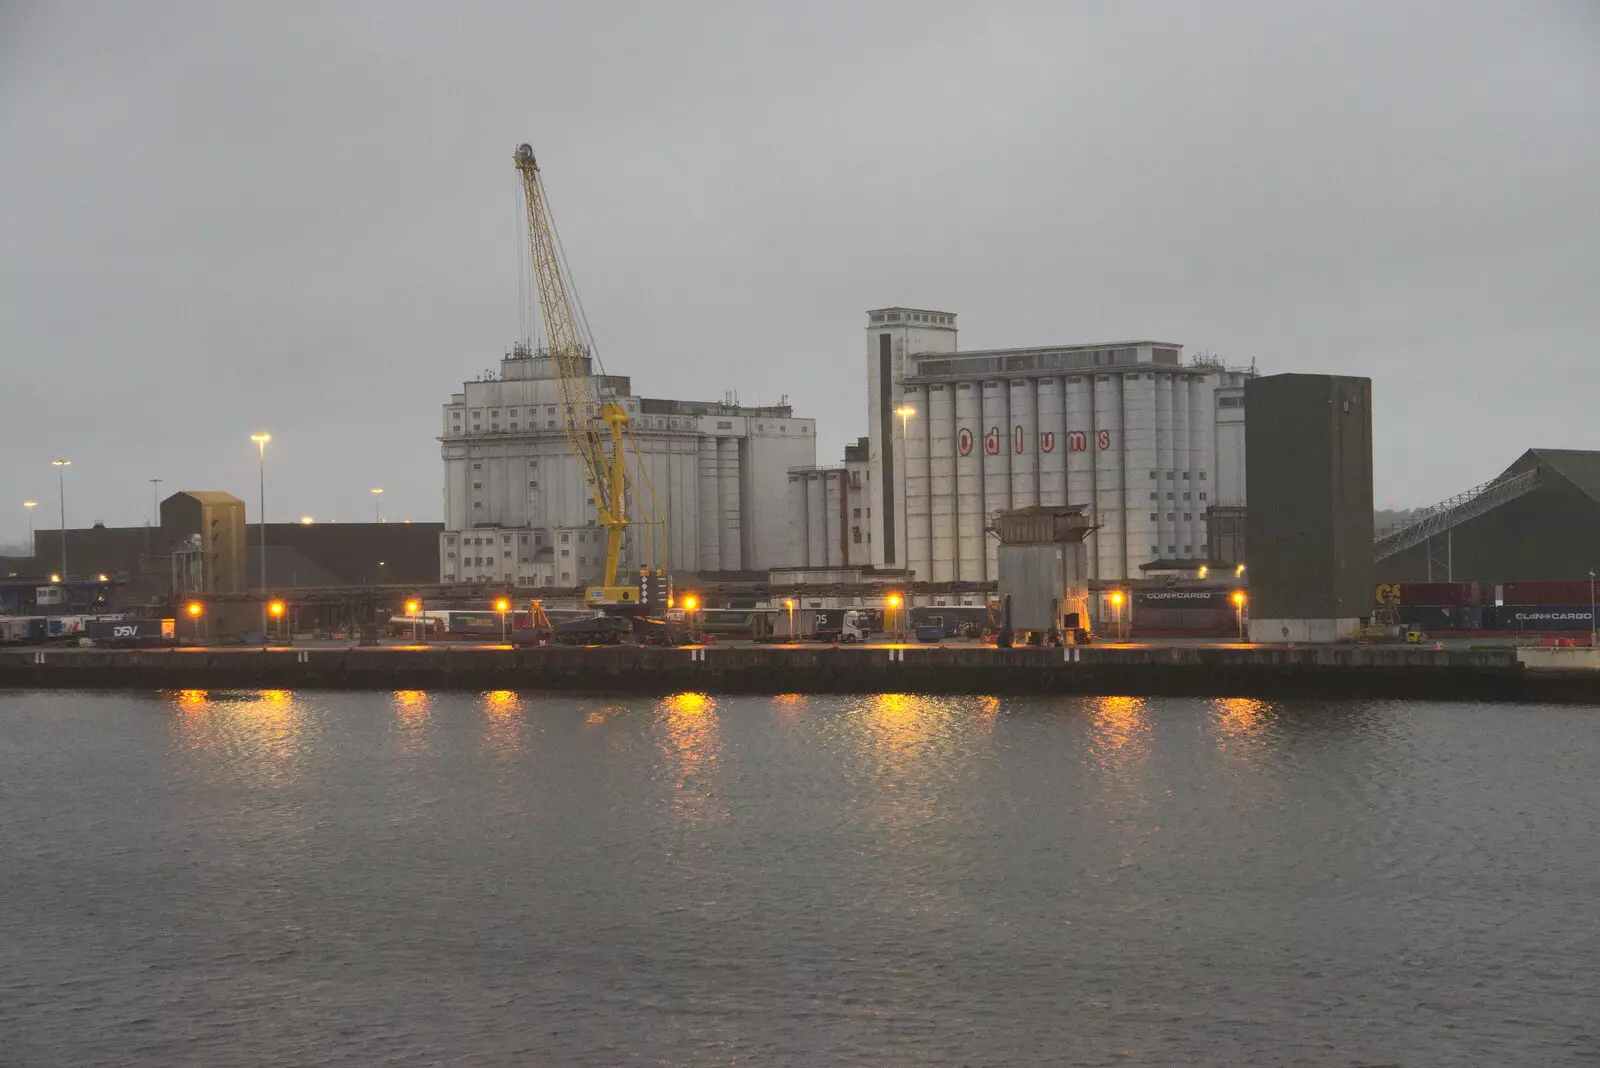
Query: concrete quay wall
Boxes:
[{"xmin": 2, "ymin": 644, "xmax": 1582, "ymax": 701}]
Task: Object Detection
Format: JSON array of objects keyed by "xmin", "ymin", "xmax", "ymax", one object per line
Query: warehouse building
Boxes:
[
  {"xmin": 1376, "ymin": 449, "xmax": 1600, "ymax": 584},
  {"xmin": 785, "ymin": 437, "xmax": 871, "ymax": 568},
  {"xmin": 439, "ymin": 346, "xmax": 816, "ymax": 585},
  {"xmin": 863, "ymin": 307, "xmax": 1254, "ymax": 582}
]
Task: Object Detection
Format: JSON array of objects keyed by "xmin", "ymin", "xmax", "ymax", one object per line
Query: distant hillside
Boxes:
[{"xmin": 1374, "ymin": 508, "xmax": 1423, "ymax": 532}]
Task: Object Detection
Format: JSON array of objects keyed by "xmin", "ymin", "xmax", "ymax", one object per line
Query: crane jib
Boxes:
[{"xmin": 514, "ymin": 144, "xmax": 666, "ymax": 597}]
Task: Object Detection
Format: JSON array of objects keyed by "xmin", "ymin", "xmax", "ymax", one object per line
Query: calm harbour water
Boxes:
[{"xmin": 1, "ymin": 690, "xmax": 1596, "ymax": 1066}]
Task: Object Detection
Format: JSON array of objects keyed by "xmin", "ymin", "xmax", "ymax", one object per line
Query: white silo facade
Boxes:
[{"xmin": 866, "ymin": 309, "xmax": 1254, "ymax": 583}]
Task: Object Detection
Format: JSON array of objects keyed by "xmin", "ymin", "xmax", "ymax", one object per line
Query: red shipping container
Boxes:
[
  {"xmin": 1398, "ymin": 582, "xmax": 1479, "ymax": 607},
  {"xmin": 1500, "ymin": 581, "xmax": 1596, "ymax": 605}
]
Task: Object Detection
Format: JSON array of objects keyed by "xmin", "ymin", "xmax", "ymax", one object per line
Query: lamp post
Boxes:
[
  {"xmin": 372, "ymin": 487, "xmax": 384, "ymax": 523},
  {"xmin": 23, "ymin": 500, "xmax": 37, "ymax": 557},
  {"xmin": 1232, "ymin": 590, "xmax": 1247, "ymax": 642},
  {"xmin": 783, "ymin": 598, "xmax": 795, "ymax": 640},
  {"xmin": 406, "ymin": 598, "xmax": 422, "ymax": 643},
  {"xmin": 251, "ymin": 433, "xmax": 271, "ymax": 640},
  {"xmin": 268, "ymin": 599, "xmax": 285, "ymax": 642},
  {"xmin": 50, "ymin": 460, "xmax": 71, "ymax": 580},
  {"xmin": 683, "ymin": 595, "xmax": 698, "ymax": 642},
  {"xmin": 887, "ymin": 593, "xmax": 903, "ymax": 641},
  {"xmin": 1110, "ymin": 590, "xmax": 1124, "ymax": 641},
  {"xmin": 495, "ymin": 597, "xmax": 511, "ymax": 643}
]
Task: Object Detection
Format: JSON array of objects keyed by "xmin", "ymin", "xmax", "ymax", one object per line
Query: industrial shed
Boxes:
[{"xmin": 1376, "ymin": 449, "xmax": 1600, "ymax": 583}]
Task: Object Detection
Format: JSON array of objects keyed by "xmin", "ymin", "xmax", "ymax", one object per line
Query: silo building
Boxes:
[{"xmin": 864, "ymin": 307, "xmax": 1253, "ymax": 582}]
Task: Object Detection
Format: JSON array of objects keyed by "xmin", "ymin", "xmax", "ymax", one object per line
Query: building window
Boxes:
[
  {"xmin": 473, "ymin": 482, "xmax": 482, "ymax": 489},
  {"xmin": 560, "ymin": 533, "xmax": 570, "ymax": 543},
  {"xmin": 446, "ymin": 551, "xmax": 456, "ymax": 559},
  {"xmin": 1184, "ymin": 545, "xmax": 1192, "ymax": 554},
  {"xmin": 474, "ymin": 502, "xmax": 482, "ymax": 509},
  {"xmin": 578, "ymin": 532, "xmax": 586, "ymax": 543},
  {"xmin": 852, "ymin": 508, "xmax": 861, "ymax": 518},
  {"xmin": 510, "ymin": 423, "xmax": 517, "ymax": 430},
  {"xmin": 1168, "ymin": 545, "xmax": 1177, "ymax": 554},
  {"xmin": 1167, "ymin": 513, "xmax": 1175, "ymax": 521},
  {"xmin": 1150, "ymin": 493, "xmax": 1158, "ymax": 501},
  {"xmin": 1166, "ymin": 492, "xmax": 1174, "ymax": 500},
  {"xmin": 561, "ymin": 572, "xmax": 570, "ymax": 581},
  {"xmin": 1182, "ymin": 471, "xmax": 1190, "ymax": 480},
  {"xmin": 529, "ymin": 480, "xmax": 538, "ymax": 488},
  {"xmin": 1184, "ymin": 513, "xmax": 1192, "ymax": 521},
  {"xmin": 473, "ymin": 463, "xmax": 482, "ymax": 470},
  {"xmin": 445, "ymin": 536, "xmax": 456, "ymax": 546},
  {"xmin": 1150, "ymin": 545, "xmax": 1159, "ymax": 554},
  {"xmin": 1149, "ymin": 513, "xmax": 1158, "ymax": 521},
  {"xmin": 1149, "ymin": 471, "xmax": 1156, "ymax": 479},
  {"xmin": 1166, "ymin": 471, "xmax": 1175, "ymax": 479},
  {"xmin": 1183, "ymin": 492, "xmax": 1191, "ymax": 501},
  {"xmin": 717, "ymin": 420, "xmax": 733, "ymax": 430},
  {"xmin": 1200, "ymin": 492, "xmax": 1208, "ymax": 501},
  {"xmin": 491, "ymin": 424, "xmax": 499, "ymax": 430},
  {"xmin": 852, "ymin": 526, "xmax": 862, "ymax": 543},
  {"xmin": 490, "ymin": 409, "xmax": 499, "ymax": 416},
  {"xmin": 519, "ymin": 535, "xmax": 529, "ymax": 544},
  {"xmin": 504, "ymin": 550, "xmax": 511, "ymax": 558},
  {"xmin": 1199, "ymin": 472, "xmax": 1207, "ymax": 480},
  {"xmin": 561, "ymin": 549, "xmax": 570, "ymax": 557}
]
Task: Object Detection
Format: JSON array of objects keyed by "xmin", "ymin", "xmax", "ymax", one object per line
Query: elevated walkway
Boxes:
[{"xmin": 1374, "ymin": 469, "xmax": 1539, "ymax": 562}]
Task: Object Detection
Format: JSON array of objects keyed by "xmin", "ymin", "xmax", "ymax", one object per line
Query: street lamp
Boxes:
[
  {"xmin": 371, "ymin": 487, "xmax": 384, "ymax": 523},
  {"xmin": 1197, "ymin": 564, "xmax": 1209, "ymax": 580},
  {"xmin": 186, "ymin": 600, "xmax": 204, "ymax": 641},
  {"xmin": 268, "ymin": 600, "xmax": 286, "ymax": 641},
  {"xmin": 406, "ymin": 598, "xmax": 422, "ymax": 642},
  {"xmin": 50, "ymin": 460, "xmax": 69, "ymax": 580},
  {"xmin": 251, "ymin": 433, "xmax": 271, "ymax": 640},
  {"xmin": 783, "ymin": 597, "xmax": 795, "ymax": 639},
  {"xmin": 22, "ymin": 501, "xmax": 37, "ymax": 556},
  {"xmin": 894, "ymin": 405, "xmax": 917, "ymax": 438},
  {"xmin": 682, "ymin": 595, "xmax": 698, "ymax": 642},
  {"xmin": 1232, "ymin": 590, "xmax": 1247, "ymax": 642},
  {"xmin": 1110, "ymin": 590, "xmax": 1124, "ymax": 641},
  {"xmin": 887, "ymin": 593, "xmax": 903, "ymax": 641},
  {"xmin": 495, "ymin": 597, "xmax": 511, "ymax": 643},
  {"xmin": 1235, "ymin": 563, "xmax": 1246, "ymax": 578}
]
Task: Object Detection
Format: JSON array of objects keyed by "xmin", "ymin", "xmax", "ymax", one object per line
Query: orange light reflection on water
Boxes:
[
  {"xmin": 483, "ymin": 689, "xmax": 523, "ymax": 755},
  {"xmin": 1086, "ymin": 695, "xmax": 1152, "ymax": 771},
  {"xmin": 655, "ymin": 692, "xmax": 725, "ymax": 825},
  {"xmin": 1211, "ymin": 696, "xmax": 1272, "ymax": 754}
]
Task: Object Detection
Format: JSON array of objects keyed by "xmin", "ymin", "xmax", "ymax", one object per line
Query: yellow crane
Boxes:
[{"xmin": 514, "ymin": 143, "xmax": 664, "ymax": 608}]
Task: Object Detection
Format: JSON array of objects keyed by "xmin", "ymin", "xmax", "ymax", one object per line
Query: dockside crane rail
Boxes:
[{"xmin": 513, "ymin": 144, "xmax": 663, "ymax": 607}]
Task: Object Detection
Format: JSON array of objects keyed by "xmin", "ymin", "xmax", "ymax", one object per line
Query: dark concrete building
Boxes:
[
  {"xmin": 1245, "ymin": 374, "xmax": 1373, "ymax": 641},
  {"xmin": 1376, "ymin": 449, "xmax": 1600, "ymax": 583}
]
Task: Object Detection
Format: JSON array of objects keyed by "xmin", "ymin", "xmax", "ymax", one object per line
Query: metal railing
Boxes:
[{"xmin": 1374, "ymin": 468, "xmax": 1539, "ymax": 561}]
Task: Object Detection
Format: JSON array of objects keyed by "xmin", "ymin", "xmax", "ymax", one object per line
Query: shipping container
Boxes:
[
  {"xmin": 1397, "ymin": 582, "xmax": 1480, "ymax": 607},
  {"xmin": 1133, "ymin": 589, "xmax": 1236, "ymax": 611},
  {"xmin": 1129, "ymin": 607, "xmax": 1236, "ymax": 634},
  {"xmin": 86, "ymin": 618, "xmax": 176, "ymax": 646},
  {"xmin": 1499, "ymin": 581, "xmax": 1597, "ymax": 606},
  {"xmin": 1486, "ymin": 605, "xmax": 1594, "ymax": 631},
  {"xmin": 0, "ymin": 617, "xmax": 50, "ymax": 644},
  {"xmin": 1396, "ymin": 605, "xmax": 1468, "ymax": 631}
]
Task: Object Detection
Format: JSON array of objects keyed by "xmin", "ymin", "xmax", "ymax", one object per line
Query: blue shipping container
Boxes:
[{"xmin": 1487, "ymin": 605, "xmax": 1594, "ymax": 631}]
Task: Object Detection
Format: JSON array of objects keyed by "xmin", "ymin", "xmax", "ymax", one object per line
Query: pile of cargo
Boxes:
[{"xmin": 1378, "ymin": 581, "xmax": 1595, "ymax": 635}]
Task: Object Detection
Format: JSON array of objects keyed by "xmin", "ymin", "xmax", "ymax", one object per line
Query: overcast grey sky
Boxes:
[{"xmin": 3, "ymin": 1, "xmax": 1597, "ymax": 538}]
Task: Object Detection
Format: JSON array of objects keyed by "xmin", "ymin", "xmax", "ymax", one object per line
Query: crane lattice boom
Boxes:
[{"xmin": 514, "ymin": 143, "xmax": 636, "ymax": 603}]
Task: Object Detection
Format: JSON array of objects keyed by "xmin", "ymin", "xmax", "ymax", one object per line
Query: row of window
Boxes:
[
  {"xmin": 1149, "ymin": 471, "xmax": 1206, "ymax": 480},
  {"xmin": 1149, "ymin": 545, "xmax": 1207, "ymax": 556},
  {"xmin": 1149, "ymin": 513, "xmax": 1196, "ymax": 522}
]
